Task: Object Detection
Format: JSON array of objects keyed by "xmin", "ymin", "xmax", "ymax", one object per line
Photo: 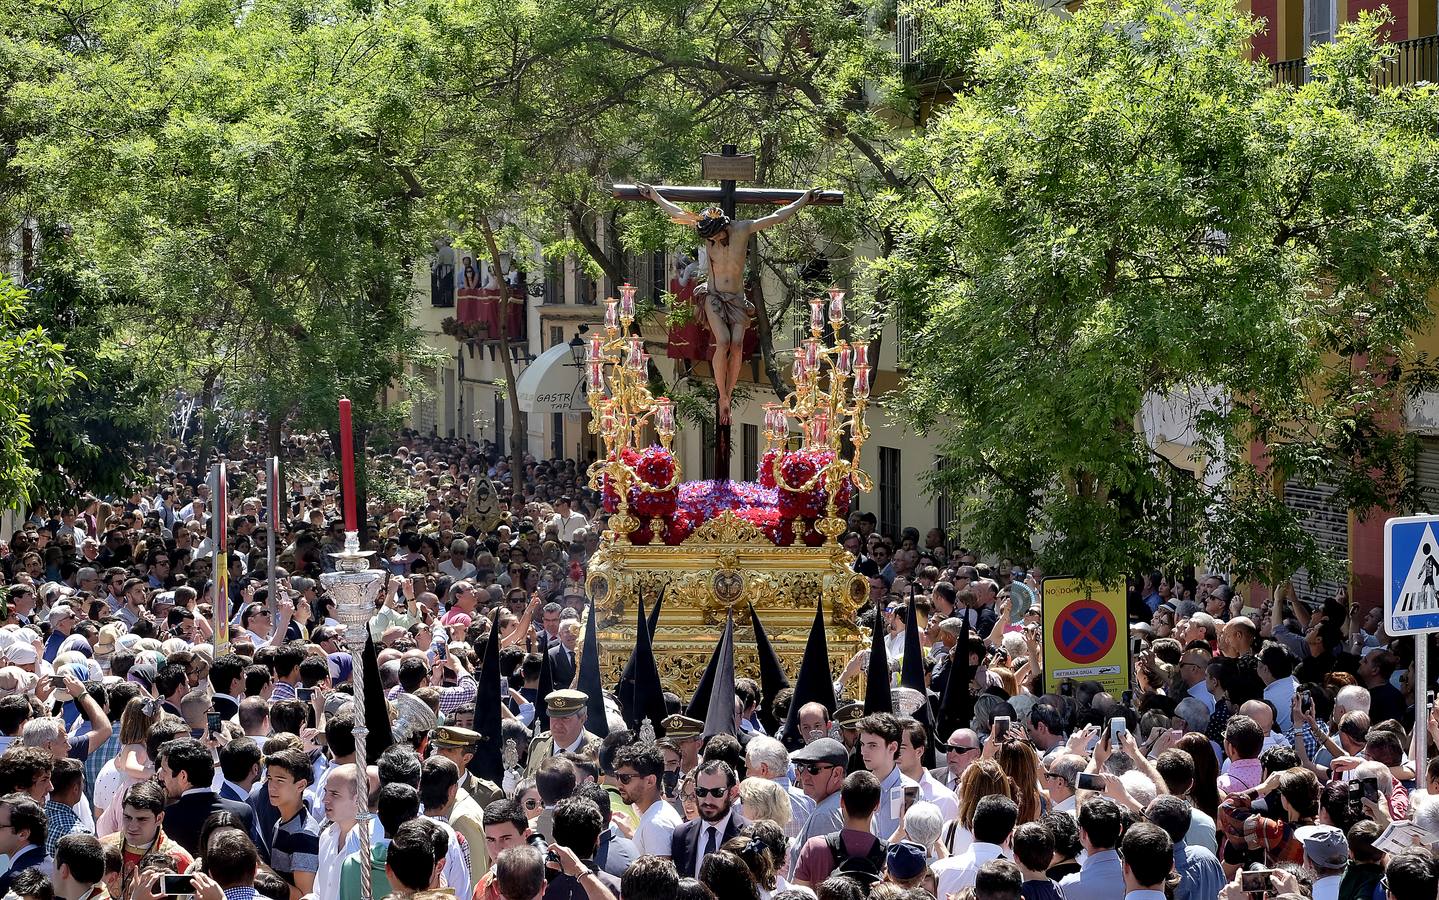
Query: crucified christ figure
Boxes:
[{"xmin": 636, "ymin": 183, "xmax": 821, "ymax": 425}]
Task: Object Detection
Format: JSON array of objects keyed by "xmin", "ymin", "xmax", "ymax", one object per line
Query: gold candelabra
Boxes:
[
  {"xmin": 764, "ymin": 287, "xmax": 873, "ymax": 545},
  {"xmin": 585, "ymin": 283, "xmax": 680, "ymax": 542}
]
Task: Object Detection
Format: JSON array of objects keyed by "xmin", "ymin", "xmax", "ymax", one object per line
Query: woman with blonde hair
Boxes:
[
  {"xmin": 737, "ymin": 777, "xmax": 792, "ymax": 829},
  {"xmin": 93, "ymin": 696, "xmax": 166, "ymax": 834},
  {"xmin": 946, "ymin": 759, "xmax": 1016, "ymax": 854},
  {"xmin": 995, "ymin": 739, "xmax": 1045, "ymax": 823},
  {"xmin": 987, "ymin": 666, "xmax": 1020, "ymax": 697}
]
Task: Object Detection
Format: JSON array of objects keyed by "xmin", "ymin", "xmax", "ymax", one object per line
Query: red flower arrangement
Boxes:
[{"xmin": 604, "ymin": 444, "xmax": 854, "ymax": 547}]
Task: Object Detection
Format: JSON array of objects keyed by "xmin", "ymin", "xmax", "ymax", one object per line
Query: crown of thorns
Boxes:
[{"xmin": 696, "ymin": 207, "xmax": 731, "ymax": 238}]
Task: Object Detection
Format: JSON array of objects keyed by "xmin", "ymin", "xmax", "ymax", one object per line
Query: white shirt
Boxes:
[
  {"xmin": 914, "ymin": 770, "xmax": 960, "ymax": 821},
  {"xmin": 933, "ymin": 841, "xmax": 1008, "ymax": 900},
  {"xmin": 438, "ymin": 559, "xmax": 478, "ymax": 581},
  {"xmin": 635, "ymin": 798, "xmax": 683, "ymax": 858},
  {"xmin": 1264, "ymin": 676, "xmax": 1298, "ymax": 731},
  {"xmin": 1186, "ymin": 681, "xmax": 1216, "ymax": 713},
  {"xmin": 695, "ymin": 810, "xmax": 733, "ymax": 876},
  {"xmin": 1124, "ymin": 892, "xmax": 1166, "ymax": 900},
  {"xmin": 424, "ymin": 816, "xmax": 470, "ymax": 900},
  {"xmin": 1312, "ymin": 873, "xmax": 1342, "ymax": 900},
  {"xmin": 315, "ymin": 818, "xmax": 373, "ymax": 899},
  {"xmin": 549, "ymin": 511, "xmax": 589, "ymax": 541}
]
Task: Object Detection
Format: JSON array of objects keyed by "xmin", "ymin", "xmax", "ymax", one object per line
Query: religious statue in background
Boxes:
[{"xmin": 636, "ymin": 183, "xmax": 821, "ymax": 424}]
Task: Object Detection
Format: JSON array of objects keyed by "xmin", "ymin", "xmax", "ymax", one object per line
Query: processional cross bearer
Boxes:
[{"xmin": 613, "ymin": 144, "xmax": 843, "ymax": 481}]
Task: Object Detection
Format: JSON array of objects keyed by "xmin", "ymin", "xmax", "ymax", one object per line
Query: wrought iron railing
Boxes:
[
  {"xmin": 1379, "ymin": 32, "xmax": 1439, "ymax": 86},
  {"xmin": 1270, "ymin": 57, "xmax": 1308, "ymax": 87},
  {"xmin": 1269, "ymin": 33, "xmax": 1439, "ymax": 88}
]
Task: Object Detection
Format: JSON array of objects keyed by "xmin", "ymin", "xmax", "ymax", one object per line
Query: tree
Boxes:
[
  {"xmin": 0, "ymin": 275, "xmax": 77, "ymax": 508},
  {"xmin": 19, "ymin": 240, "xmax": 162, "ymax": 505},
  {"xmin": 11, "ymin": 0, "xmax": 439, "ymax": 526},
  {"xmin": 883, "ymin": 0, "xmax": 1439, "ymax": 580}
]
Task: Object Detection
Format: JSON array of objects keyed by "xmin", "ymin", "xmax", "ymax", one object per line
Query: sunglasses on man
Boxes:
[
  {"xmin": 944, "ymin": 743, "xmax": 979, "ymax": 754},
  {"xmin": 694, "ymin": 787, "xmax": 728, "ymax": 798},
  {"xmin": 797, "ymin": 763, "xmax": 837, "ymax": 775}
]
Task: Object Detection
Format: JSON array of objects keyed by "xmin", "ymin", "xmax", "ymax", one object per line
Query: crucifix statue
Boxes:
[{"xmin": 614, "ymin": 145, "xmax": 843, "ymax": 480}]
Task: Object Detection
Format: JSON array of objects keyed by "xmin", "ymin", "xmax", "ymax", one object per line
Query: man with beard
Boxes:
[{"xmin": 668, "ymin": 760, "xmax": 748, "ymax": 878}]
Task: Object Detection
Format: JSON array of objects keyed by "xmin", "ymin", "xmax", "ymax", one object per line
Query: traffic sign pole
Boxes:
[{"xmin": 1417, "ymin": 635, "xmax": 1428, "ymax": 789}]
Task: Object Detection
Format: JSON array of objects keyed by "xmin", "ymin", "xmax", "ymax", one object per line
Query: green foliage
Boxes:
[
  {"xmin": 884, "ymin": 0, "xmax": 1439, "ymax": 580},
  {"xmin": 0, "ymin": 276, "xmax": 78, "ymax": 508}
]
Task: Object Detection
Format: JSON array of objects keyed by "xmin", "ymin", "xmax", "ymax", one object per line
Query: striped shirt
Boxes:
[{"xmin": 269, "ymin": 807, "xmax": 322, "ymax": 884}]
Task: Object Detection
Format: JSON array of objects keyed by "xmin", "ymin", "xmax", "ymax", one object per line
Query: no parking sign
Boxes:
[{"xmin": 1042, "ymin": 577, "xmax": 1130, "ymax": 696}]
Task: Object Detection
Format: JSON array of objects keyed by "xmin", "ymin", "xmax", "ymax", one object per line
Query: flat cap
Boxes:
[{"xmin": 791, "ymin": 737, "xmax": 849, "ymax": 766}]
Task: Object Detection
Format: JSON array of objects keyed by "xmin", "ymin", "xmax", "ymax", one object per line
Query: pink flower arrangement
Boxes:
[{"xmin": 604, "ymin": 445, "xmax": 855, "ymax": 547}]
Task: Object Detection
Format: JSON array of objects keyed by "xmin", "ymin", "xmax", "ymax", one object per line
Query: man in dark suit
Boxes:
[
  {"xmin": 547, "ymin": 622, "xmax": 579, "ymax": 690},
  {"xmin": 670, "ymin": 760, "xmax": 749, "ymax": 878},
  {"xmin": 0, "ymin": 794, "xmax": 47, "ymax": 896},
  {"xmin": 208, "ymin": 653, "xmax": 247, "ymax": 721},
  {"xmin": 155, "ymin": 736, "xmax": 263, "ymax": 857}
]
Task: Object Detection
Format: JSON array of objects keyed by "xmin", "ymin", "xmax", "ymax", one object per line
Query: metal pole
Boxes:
[
  {"xmin": 211, "ymin": 462, "xmax": 230, "ymax": 651},
  {"xmin": 267, "ymin": 456, "xmax": 279, "ymax": 617},
  {"xmin": 1417, "ymin": 634, "xmax": 1429, "ymax": 785}
]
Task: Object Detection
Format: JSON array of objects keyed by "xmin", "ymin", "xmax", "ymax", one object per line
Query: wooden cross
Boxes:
[{"xmin": 612, "ymin": 144, "xmax": 844, "ymax": 481}]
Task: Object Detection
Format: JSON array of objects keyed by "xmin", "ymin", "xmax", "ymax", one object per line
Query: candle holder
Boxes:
[
  {"xmin": 586, "ymin": 293, "xmax": 682, "ymax": 543},
  {"xmin": 320, "ymin": 539, "xmax": 384, "ymax": 900},
  {"xmin": 764, "ymin": 286, "xmax": 873, "ymax": 545}
]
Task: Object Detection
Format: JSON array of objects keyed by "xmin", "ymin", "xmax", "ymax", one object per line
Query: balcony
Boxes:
[{"xmin": 1269, "ymin": 32, "xmax": 1439, "ymax": 87}]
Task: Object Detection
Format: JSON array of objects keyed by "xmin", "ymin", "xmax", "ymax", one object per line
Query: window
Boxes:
[
  {"xmin": 544, "ymin": 260, "xmax": 561, "ymax": 306},
  {"xmin": 494, "ymin": 392, "xmax": 506, "ymax": 448},
  {"xmin": 742, "ymin": 424, "xmax": 759, "ymax": 482},
  {"xmin": 1282, "ymin": 478, "xmax": 1348, "ymax": 604},
  {"xmin": 934, "ymin": 455, "xmax": 956, "ymax": 546},
  {"xmin": 550, "ymin": 326, "xmax": 564, "ymax": 349},
  {"xmin": 1307, "ymin": 0, "xmax": 1335, "ymax": 50},
  {"xmin": 879, "ymin": 447, "xmax": 902, "ymax": 539},
  {"xmin": 650, "ymin": 252, "xmax": 667, "ymax": 306}
]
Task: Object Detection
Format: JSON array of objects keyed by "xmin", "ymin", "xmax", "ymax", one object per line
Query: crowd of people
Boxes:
[{"xmin": 0, "ymin": 430, "xmax": 1433, "ymax": 900}]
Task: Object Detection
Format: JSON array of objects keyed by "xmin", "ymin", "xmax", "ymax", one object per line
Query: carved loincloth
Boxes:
[{"xmin": 695, "ymin": 282, "xmax": 753, "ymax": 329}]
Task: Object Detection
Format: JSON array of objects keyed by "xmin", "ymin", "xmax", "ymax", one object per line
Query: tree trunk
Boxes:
[
  {"xmin": 478, "ymin": 214, "xmax": 528, "ymax": 509},
  {"xmin": 568, "ymin": 207, "xmax": 625, "ymax": 288},
  {"xmin": 196, "ymin": 368, "xmax": 220, "ymax": 473},
  {"xmin": 747, "ymin": 233, "xmax": 791, "ymax": 399}
]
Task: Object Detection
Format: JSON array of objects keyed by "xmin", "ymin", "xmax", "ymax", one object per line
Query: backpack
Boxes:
[{"xmin": 825, "ymin": 831, "xmax": 888, "ymax": 895}]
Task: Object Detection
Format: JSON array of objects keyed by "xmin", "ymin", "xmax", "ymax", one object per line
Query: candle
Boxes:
[
  {"xmin": 605, "ymin": 299, "xmax": 618, "ymax": 331},
  {"xmin": 588, "ymin": 363, "xmax": 605, "ymax": 393},
  {"xmin": 588, "ymin": 337, "xmax": 603, "ymax": 363},
  {"xmin": 810, "ymin": 297, "xmax": 824, "ymax": 333},
  {"xmin": 854, "ymin": 365, "xmax": 871, "ymax": 399},
  {"xmin": 804, "ymin": 338, "xmax": 820, "ymax": 368},
  {"xmin": 855, "ymin": 343, "xmax": 869, "ymax": 368},
  {"xmin": 837, "ymin": 342, "xmax": 853, "ymax": 375},
  {"xmin": 829, "ymin": 287, "xmax": 845, "ymax": 325},
  {"xmin": 338, "ymin": 397, "xmax": 357, "ymax": 532},
  {"xmin": 620, "ymin": 284, "xmax": 636, "ymax": 320},
  {"xmin": 792, "ymin": 354, "xmax": 807, "ymax": 381}
]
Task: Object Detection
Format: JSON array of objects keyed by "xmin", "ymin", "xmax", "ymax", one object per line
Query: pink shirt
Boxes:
[{"xmin": 1217, "ymin": 758, "xmax": 1263, "ymax": 795}]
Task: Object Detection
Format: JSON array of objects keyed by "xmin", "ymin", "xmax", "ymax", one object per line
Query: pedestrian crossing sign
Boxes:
[{"xmin": 1384, "ymin": 515, "xmax": 1439, "ymax": 635}]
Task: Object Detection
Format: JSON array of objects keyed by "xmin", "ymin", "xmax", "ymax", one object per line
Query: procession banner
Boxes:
[{"xmin": 1041, "ymin": 576, "xmax": 1129, "ymax": 697}]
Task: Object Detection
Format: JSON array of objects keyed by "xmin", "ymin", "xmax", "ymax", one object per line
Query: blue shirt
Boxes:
[
  {"xmin": 869, "ymin": 766, "xmax": 918, "ymax": 840},
  {"xmin": 1172, "ymin": 839, "xmax": 1224, "ymax": 900},
  {"xmin": 1059, "ymin": 849, "xmax": 1124, "ymax": 900}
]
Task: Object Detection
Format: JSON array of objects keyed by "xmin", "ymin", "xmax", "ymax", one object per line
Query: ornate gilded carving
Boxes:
[
  {"xmin": 687, "ymin": 511, "xmax": 770, "ymax": 545},
  {"xmin": 584, "ymin": 510, "xmax": 864, "ymax": 694}
]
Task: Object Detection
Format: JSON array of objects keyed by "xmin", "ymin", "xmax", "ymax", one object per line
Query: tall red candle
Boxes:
[{"xmin": 338, "ymin": 397, "xmax": 357, "ymax": 532}]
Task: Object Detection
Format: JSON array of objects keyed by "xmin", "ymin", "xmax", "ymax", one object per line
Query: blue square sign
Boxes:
[{"xmin": 1385, "ymin": 515, "xmax": 1439, "ymax": 635}]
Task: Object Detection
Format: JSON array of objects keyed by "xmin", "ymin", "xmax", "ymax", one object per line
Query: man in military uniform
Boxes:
[
  {"xmin": 432, "ymin": 725, "xmax": 494, "ymax": 886},
  {"xmin": 525, "ymin": 689, "xmax": 600, "ymax": 776},
  {"xmin": 660, "ymin": 713, "xmax": 704, "ymax": 773},
  {"xmin": 834, "ymin": 701, "xmax": 866, "ymax": 773}
]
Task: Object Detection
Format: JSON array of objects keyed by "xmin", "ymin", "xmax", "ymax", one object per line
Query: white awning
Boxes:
[{"xmin": 516, "ymin": 341, "xmax": 587, "ymax": 414}]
